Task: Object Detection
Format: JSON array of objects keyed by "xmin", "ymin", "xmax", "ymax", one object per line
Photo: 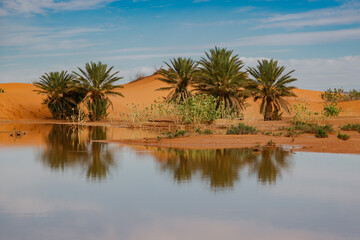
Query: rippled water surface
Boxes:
[{"xmin": 0, "ymin": 124, "xmax": 359, "ymax": 240}]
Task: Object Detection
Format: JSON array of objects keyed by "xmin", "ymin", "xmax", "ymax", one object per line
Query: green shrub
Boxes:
[
  {"xmin": 202, "ymin": 129, "xmax": 213, "ymax": 135},
  {"xmin": 291, "ymin": 103, "xmax": 325, "ymax": 125},
  {"xmin": 162, "ymin": 130, "xmax": 186, "ymax": 139},
  {"xmin": 321, "ymin": 88, "xmax": 343, "ymax": 117},
  {"xmin": 294, "ymin": 121, "xmax": 333, "ymax": 134},
  {"xmin": 87, "ymin": 98, "xmax": 110, "ymax": 121},
  {"xmin": 322, "ymin": 103, "xmax": 342, "ymax": 117},
  {"xmin": 195, "ymin": 128, "xmax": 202, "ymax": 134},
  {"xmin": 0, "ymin": 88, "xmax": 4, "ymax": 93},
  {"xmin": 226, "ymin": 123, "xmax": 258, "ymax": 135},
  {"xmin": 177, "ymin": 94, "xmax": 220, "ymax": 124},
  {"xmin": 341, "ymin": 123, "xmax": 360, "ymax": 132},
  {"xmin": 315, "ymin": 128, "xmax": 328, "ymax": 138},
  {"xmin": 348, "ymin": 89, "xmax": 360, "ymax": 100},
  {"xmin": 337, "ymin": 133, "xmax": 350, "ymax": 141}
]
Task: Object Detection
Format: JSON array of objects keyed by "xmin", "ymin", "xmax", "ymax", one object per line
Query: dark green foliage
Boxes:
[
  {"xmin": 247, "ymin": 59, "xmax": 297, "ymax": 121},
  {"xmin": 202, "ymin": 129, "xmax": 213, "ymax": 135},
  {"xmin": 322, "ymin": 103, "xmax": 342, "ymax": 117},
  {"xmin": 341, "ymin": 123, "xmax": 360, "ymax": 132},
  {"xmin": 0, "ymin": 88, "xmax": 4, "ymax": 93},
  {"xmin": 73, "ymin": 61, "xmax": 123, "ymax": 121},
  {"xmin": 226, "ymin": 123, "xmax": 258, "ymax": 135},
  {"xmin": 34, "ymin": 71, "xmax": 85, "ymax": 120},
  {"xmin": 157, "ymin": 57, "xmax": 198, "ymax": 103},
  {"xmin": 315, "ymin": 128, "xmax": 328, "ymax": 138},
  {"xmin": 294, "ymin": 121, "xmax": 333, "ymax": 134},
  {"xmin": 195, "ymin": 128, "xmax": 213, "ymax": 135},
  {"xmin": 348, "ymin": 89, "xmax": 360, "ymax": 100},
  {"xmin": 177, "ymin": 94, "xmax": 219, "ymax": 124},
  {"xmin": 87, "ymin": 98, "xmax": 110, "ymax": 121},
  {"xmin": 195, "ymin": 128, "xmax": 202, "ymax": 134},
  {"xmin": 195, "ymin": 47, "xmax": 250, "ymax": 113},
  {"xmin": 321, "ymin": 88, "xmax": 343, "ymax": 117},
  {"xmin": 162, "ymin": 130, "xmax": 186, "ymax": 139},
  {"xmin": 337, "ymin": 133, "xmax": 350, "ymax": 141}
]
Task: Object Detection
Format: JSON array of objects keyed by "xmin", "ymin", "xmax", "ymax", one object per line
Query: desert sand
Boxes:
[{"xmin": 1, "ymin": 74, "xmax": 360, "ymax": 154}]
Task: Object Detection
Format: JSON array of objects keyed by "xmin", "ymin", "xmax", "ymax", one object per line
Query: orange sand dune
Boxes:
[{"xmin": 1, "ymin": 74, "xmax": 360, "ymax": 121}]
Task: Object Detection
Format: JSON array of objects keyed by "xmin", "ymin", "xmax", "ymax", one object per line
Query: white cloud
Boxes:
[
  {"xmin": 100, "ymin": 52, "xmax": 204, "ymax": 61},
  {"xmin": 224, "ymin": 28, "xmax": 360, "ymax": 47},
  {"xmin": 242, "ymin": 56, "xmax": 360, "ymax": 90},
  {"xmin": 0, "ymin": 24, "xmax": 104, "ymax": 51},
  {"xmin": 258, "ymin": 2, "xmax": 360, "ymax": 28},
  {"xmin": 0, "ymin": 0, "xmax": 117, "ymax": 15}
]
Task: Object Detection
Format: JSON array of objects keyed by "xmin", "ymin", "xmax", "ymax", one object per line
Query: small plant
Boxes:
[
  {"xmin": 272, "ymin": 132, "xmax": 283, "ymax": 137},
  {"xmin": 157, "ymin": 136, "xmax": 162, "ymax": 141},
  {"xmin": 341, "ymin": 123, "xmax": 360, "ymax": 132},
  {"xmin": 322, "ymin": 103, "xmax": 342, "ymax": 117},
  {"xmin": 337, "ymin": 133, "xmax": 350, "ymax": 141},
  {"xmin": 262, "ymin": 131, "xmax": 272, "ymax": 136},
  {"xmin": 265, "ymin": 139, "xmax": 276, "ymax": 147},
  {"xmin": 291, "ymin": 103, "xmax": 325, "ymax": 125},
  {"xmin": 0, "ymin": 88, "xmax": 4, "ymax": 93},
  {"xmin": 202, "ymin": 129, "xmax": 213, "ymax": 135},
  {"xmin": 293, "ymin": 121, "xmax": 333, "ymax": 134},
  {"xmin": 174, "ymin": 130, "xmax": 186, "ymax": 137},
  {"xmin": 195, "ymin": 128, "xmax": 202, "ymax": 134},
  {"xmin": 315, "ymin": 128, "xmax": 328, "ymax": 138},
  {"xmin": 226, "ymin": 123, "xmax": 258, "ymax": 135},
  {"xmin": 321, "ymin": 88, "xmax": 343, "ymax": 117},
  {"xmin": 162, "ymin": 130, "xmax": 186, "ymax": 139}
]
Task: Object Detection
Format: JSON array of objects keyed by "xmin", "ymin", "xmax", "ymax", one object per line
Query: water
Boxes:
[{"xmin": 0, "ymin": 124, "xmax": 359, "ymax": 240}]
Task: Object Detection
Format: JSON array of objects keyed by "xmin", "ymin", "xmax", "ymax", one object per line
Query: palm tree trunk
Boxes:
[{"xmin": 264, "ymin": 101, "xmax": 273, "ymax": 121}]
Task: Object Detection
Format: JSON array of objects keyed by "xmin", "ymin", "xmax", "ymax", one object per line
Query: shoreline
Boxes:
[
  {"xmin": 97, "ymin": 132, "xmax": 360, "ymax": 155},
  {"xmin": 1, "ymin": 118, "xmax": 360, "ymax": 154}
]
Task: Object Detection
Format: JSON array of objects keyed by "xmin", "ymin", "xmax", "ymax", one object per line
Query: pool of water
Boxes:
[{"xmin": 0, "ymin": 124, "xmax": 359, "ymax": 240}]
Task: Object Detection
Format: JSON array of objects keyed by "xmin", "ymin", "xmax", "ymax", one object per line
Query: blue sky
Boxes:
[{"xmin": 0, "ymin": 0, "xmax": 359, "ymax": 90}]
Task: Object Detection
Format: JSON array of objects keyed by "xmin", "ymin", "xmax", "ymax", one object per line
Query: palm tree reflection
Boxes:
[
  {"xmin": 40, "ymin": 125, "xmax": 116, "ymax": 181},
  {"xmin": 155, "ymin": 148, "xmax": 292, "ymax": 190}
]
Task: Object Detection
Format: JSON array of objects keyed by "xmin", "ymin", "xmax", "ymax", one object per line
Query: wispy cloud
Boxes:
[
  {"xmin": 0, "ymin": 0, "xmax": 117, "ymax": 16},
  {"xmin": 258, "ymin": 2, "xmax": 360, "ymax": 29},
  {"xmin": 0, "ymin": 24, "xmax": 105, "ymax": 51},
  {"xmin": 183, "ymin": 20, "xmax": 247, "ymax": 28},
  {"xmin": 224, "ymin": 28, "xmax": 360, "ymax": 47}
]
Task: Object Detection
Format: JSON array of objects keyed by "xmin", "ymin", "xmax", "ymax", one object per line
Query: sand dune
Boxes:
[{"xmin": 1, "ymin": 74, "xmax": 360, "ymax": 121}]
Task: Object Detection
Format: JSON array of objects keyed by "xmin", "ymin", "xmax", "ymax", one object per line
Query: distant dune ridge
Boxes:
[{"xmin": 0, "ymin": 74, "xmax": 360, "ymax": 120}]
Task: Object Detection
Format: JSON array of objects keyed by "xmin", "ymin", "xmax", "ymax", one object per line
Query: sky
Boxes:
[{"xmin": 0, "ymin": 0, "xmax": 359, "ymax": 90}]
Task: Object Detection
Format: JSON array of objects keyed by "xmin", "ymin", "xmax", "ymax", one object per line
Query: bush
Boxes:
[
  {"xmin": 322, "ymin": 103, "xmax": 342, "ymax": 117},
  {"xmin": 315, "ymin": 128, "xmax": 328, "ymax": 138},
  {"xmin": 341, "ymin": 123, "xmax": 360, "ymax": 132},
  {"xmin": 348, "ymin": 89, "xmax": 360, "ymax": 100},
  {"xmin": 226, "ymin": 123, "xmax": 258, "ymax": 135},
  {"xmin": 177, "ymin": 94, "xmax": 220, "ymax": 124},
  {"xmin": 291, "ymin": 103, "xmax": 325, "ymax": 125},
  {"xmin": 202, "ymin": 129, "xmax": 213, "ymax": 135},
  {"xmin": 294, "ymin": 121, "xmax": 333, "ymax": 134},
  {"xmin": 87, "ymin": 98, "xmax": 110, "ymax": 121},
  {"xmin": 337, "ymin": 133, "xmax": 350, "ymax": 141},
  {"xmin": 162, "ymin": 130, "xmax": 186, "ymax": 139},
  {"xmin": 0, "ymin": 88, "xmax": 4, "ymax": 93},
  {"xmin": 321, "ymin": 88, "xmax": 343, "ymax": 117}
]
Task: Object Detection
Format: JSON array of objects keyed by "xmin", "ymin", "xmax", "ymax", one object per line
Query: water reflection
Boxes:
[
  {"xmin": 39, "ymin": 125, "xmax": 116, "ymax": 181},
  {"xmin": 153, "ymin": 148, "xmax": 293, "ymax": 189}
]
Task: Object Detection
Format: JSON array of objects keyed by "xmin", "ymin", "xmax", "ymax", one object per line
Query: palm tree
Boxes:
[
  {"xmin": 34, "ymin": 71, "xmax": 82, "ymax": 119},
  {"xmin": 247, "ymin": 59, "xmax": 297, "ymax": 121},
  {"xmin": 195, "ymin": 47, "xmax": 250, "ymax": 113},
  {"xmin": 73, "ymin": 61, "xmax": 123, "ymax": 121},
  {"xmin": 156, "ymin": 57, "xmax": 198, "ymax": 103}
]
